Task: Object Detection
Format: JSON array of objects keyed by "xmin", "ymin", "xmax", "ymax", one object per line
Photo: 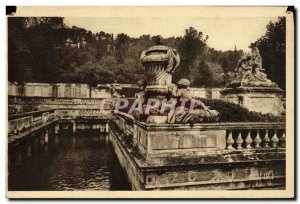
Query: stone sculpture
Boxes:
[
  {"xmin": 227, "ymin": 44, "xmax": 278, "ymax": 88},
  {"xmin": 140, "ymin": 37, "xmax": 180, "ymax": 96},
  {"xmin": 110, "ymin": 80, "xmax": 123, "ymax": 98},
  {"xmin": 167, "ymin": 78, "xmax": 219, "ymax": 123},
  {"xmin": 221, "ymin": 43, "xmax": 284, "ymax": 116},
  {"xmin": 132, "ymin": 40, "xmax": 219, "ymax": 124}
]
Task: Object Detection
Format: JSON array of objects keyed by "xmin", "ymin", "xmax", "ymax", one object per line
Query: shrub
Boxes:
[{"xmin": 199, "ymin": 98, "xmax": 285, "ymax": 122}]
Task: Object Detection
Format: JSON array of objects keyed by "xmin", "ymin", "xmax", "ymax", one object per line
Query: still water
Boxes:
[{"xmin": 8, "ymin": 129, "xmax": 131, "ymax": 191}]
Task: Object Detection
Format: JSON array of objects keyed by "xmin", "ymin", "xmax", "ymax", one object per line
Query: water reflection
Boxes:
[{"xmin": 8, "ymin": 129, "xmax": 131, "ymax": 191}]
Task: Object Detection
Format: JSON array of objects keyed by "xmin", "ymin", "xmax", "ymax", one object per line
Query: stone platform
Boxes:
[
  {"xmin": 220, "ymin": 87, "xmax": 284, "ymax": 115},
  {"xmin": 109, "ymin": 112, "xmax": 286, "ymax": 190}
]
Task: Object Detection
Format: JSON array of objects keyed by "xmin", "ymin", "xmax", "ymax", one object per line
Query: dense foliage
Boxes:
[
  {"xmin": 200, "ymin": 98, "xmax": 285, "ymax": 122},
  {"xmin": 8, "ymin": 17, "xmax": 286, "ymax": 89},
  {"xmin": 254, "ymin": 17, "xmax": 286, "ymax": 89}
]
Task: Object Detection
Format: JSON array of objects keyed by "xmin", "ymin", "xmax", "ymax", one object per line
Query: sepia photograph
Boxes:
[{"xmin": 6, "ymin": 6, "xmax": 294, "ymax": 199}]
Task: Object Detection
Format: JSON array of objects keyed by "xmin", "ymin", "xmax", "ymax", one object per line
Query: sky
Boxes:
[{"xmin": 64, "ymin": 17, "xmax": 278, "ymax": 52}]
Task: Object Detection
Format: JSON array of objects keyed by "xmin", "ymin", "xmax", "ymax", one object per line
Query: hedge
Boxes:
[{"xmin": 199, "ymin": 98, "xmax": 285, "ymax": 122}]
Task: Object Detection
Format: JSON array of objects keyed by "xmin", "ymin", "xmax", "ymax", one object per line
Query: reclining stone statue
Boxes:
[{"xmin": 167, "ymin": 78, "xmax": 219, "ymax": 124}]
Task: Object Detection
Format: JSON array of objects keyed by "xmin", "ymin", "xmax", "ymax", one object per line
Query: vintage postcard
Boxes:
[{"xmin": 6, "ymin": 6, "xmax": 294, "ymax": 199}]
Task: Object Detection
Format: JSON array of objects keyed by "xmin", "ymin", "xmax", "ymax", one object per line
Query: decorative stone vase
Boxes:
[{"xmin": 140, "ymin": 45, "xmax": 180, "ymax": 96}]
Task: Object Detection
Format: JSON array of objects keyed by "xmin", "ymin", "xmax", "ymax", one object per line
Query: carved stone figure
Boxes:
[
  {"xmin": 252, "ymin": 65, "xmax": 268, "ymax": 81},
  {"xmin": 234, "ymin": 54, "xmax": 252, "ymax": 80},
  {"xmin": 249, "ymin": 44, "xmax": 263, "ymax": 69},
  {"xmin": 167, "ymin": 79, "xmax": 219, "ymax": 124},
  {"xmin": 135, "ymin": 79, "xmax": 146, "ymax": 99},
  {"xmin": 110, "ymin": 80, "xmax": 122, "ymax": 98},
  {"xmin": 227, "ymin": 44, "xmax": 277, "ymax": 88}
]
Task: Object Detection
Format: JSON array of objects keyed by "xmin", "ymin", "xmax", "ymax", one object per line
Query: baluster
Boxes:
[
  {"xmin": 271, "ymin": 130, "xmax": 279, "ymax": 148},
  {"xmin": 254, "ymin": 130, "xmax": 262, "ymax": 148},
  {"xmin": 280, "ymin": 130, "xmax": 286, "ymax": 148},
  {"xmin": 226, "ymin": 130, "xmax": 234, "ymax": 150},
  {"xmin": 263, "ymin": 130, "xmax": 270, "ymax": 148},
  {"xmin": 236, "ymin": 131, "xmax": 243, "ymax": 149},
  {"xmin": 245, "ymin": 131, "xmax": 253, "ymax": 149}
]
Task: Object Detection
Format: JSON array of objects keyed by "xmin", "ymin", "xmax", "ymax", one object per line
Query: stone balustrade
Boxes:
[
  {"xmin": 8, "ymin": 107, "xmax": 111, "ymax": 147},
  {"xmin": 8, "ymin": 97, "xmax": 111, "ymax": 115},
  {"xmin": 55, "ymin": 109, "xmax": 111, "ymax": 119},
  {"xmin": 113, "ymin": 113, "xmax": 286, "ymax": 157},
  {"xmin": 226, "ymin": 128, "xmax": 285, "ymax": 150},
  {"xmin": 109, "ymin": 113, "xmax": 286, "ymax": 190},
  {"xmin": 8, "ymin": 109, "xmax": 56, "ymax": 135},
  {"xmin": 9, "ymin": 97, "xmax": 105, "ymax": 105}
]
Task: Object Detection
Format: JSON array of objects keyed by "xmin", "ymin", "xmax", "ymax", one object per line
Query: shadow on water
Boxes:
[{"xmin": 8, "ymin": 128, "xmax": 131, "ymax": 191}]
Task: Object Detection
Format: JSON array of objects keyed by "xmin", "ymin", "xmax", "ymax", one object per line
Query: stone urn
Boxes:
[{"xmin": 140, "ymin": 41, "xmax": 180, "ymax": 97}]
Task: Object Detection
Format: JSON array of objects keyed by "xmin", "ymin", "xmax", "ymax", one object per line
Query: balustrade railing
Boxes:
[
  {"xmin": 55, "ymin": 109, "xmax": 111, "ymax": 119},
  {"xmin": 113, "ymin": 113, "xmax": 286, "ymax": 154},
  {"xmin": 226, "ymin": 128, "xmax": 285, "ymax": 150},
  {"xmin": 8, "ymin": 109, "xmax": 57, "ymax": 135},
  {"xmin": 9, "ymin": 96, "xmax": 106, "ymax": 105}
]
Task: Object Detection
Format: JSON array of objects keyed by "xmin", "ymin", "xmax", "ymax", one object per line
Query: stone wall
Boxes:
[
  {"xmin": 56, "ymin": 83, "xmax": 90, "ymax": 98},
  {"xmin": 8, "ymin": 82, "xmax": 222, "ymax": 100},
  {"xmin": 190, "ymin": 88, "xmax": 222, "ymax": 99},
  {"xmin": 8, "ymin": 82, "xmax": 19, "ymax": 96},
  {"xmin": 8, "ymin": 82, "xmax": 111, "ymax": 99}
]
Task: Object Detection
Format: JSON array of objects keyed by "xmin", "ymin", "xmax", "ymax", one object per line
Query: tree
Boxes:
[
  {"xmin": 151, "ymin": 35, "xmax": 162, "ymax": 44},
  {"xmin": 8, "ymin": 18, "xmax": 33, "ymax": 82},
  {"xmin": 194, "ymin": 61, "xmax": 213, "ymax": 87},
  {"xmin": 22, "ymin": 17, "xmax": 66, "ymax": 82},
  {"xmin": 175, "ymin": 27, "xmax": 208, "ymax": 81},
  {"xmin": 77, "ymin": 61, "xmax": 99, "ymax": 97},
  {"xmin": 254, "ymin": 17, "xmax": 286, "ymax": 89},
  {"xmin": 95, "ymin": 31, "xmax": 113, "ymax": 59},
  {"xmin": 115, "ymin": 33, "xmax": 130, "ymax": 63}
]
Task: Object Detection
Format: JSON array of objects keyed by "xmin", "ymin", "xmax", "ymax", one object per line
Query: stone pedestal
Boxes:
[
  {"xmin": 146, "ymin": 115, "xmax": 168, "ymax": 124},
  {"xmin": 220, "ymin": 87, "xmax": 284, "ymax": 115}
]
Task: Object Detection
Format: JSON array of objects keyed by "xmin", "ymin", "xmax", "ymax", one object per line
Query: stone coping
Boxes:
[
  {"xmin": 220, "ymin": 87, "xmax": 285, "ymax": 94},
  {"xmin": 55, "ymin": 108, "xmax": 104, "ymax": 110},
  {"xmin": 117, "ymin": 112, "xmax": 285, "ymax": 130},
  {"xmin": 135, "ymin": 121, "xmax": 286, "ymax": 130}
]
